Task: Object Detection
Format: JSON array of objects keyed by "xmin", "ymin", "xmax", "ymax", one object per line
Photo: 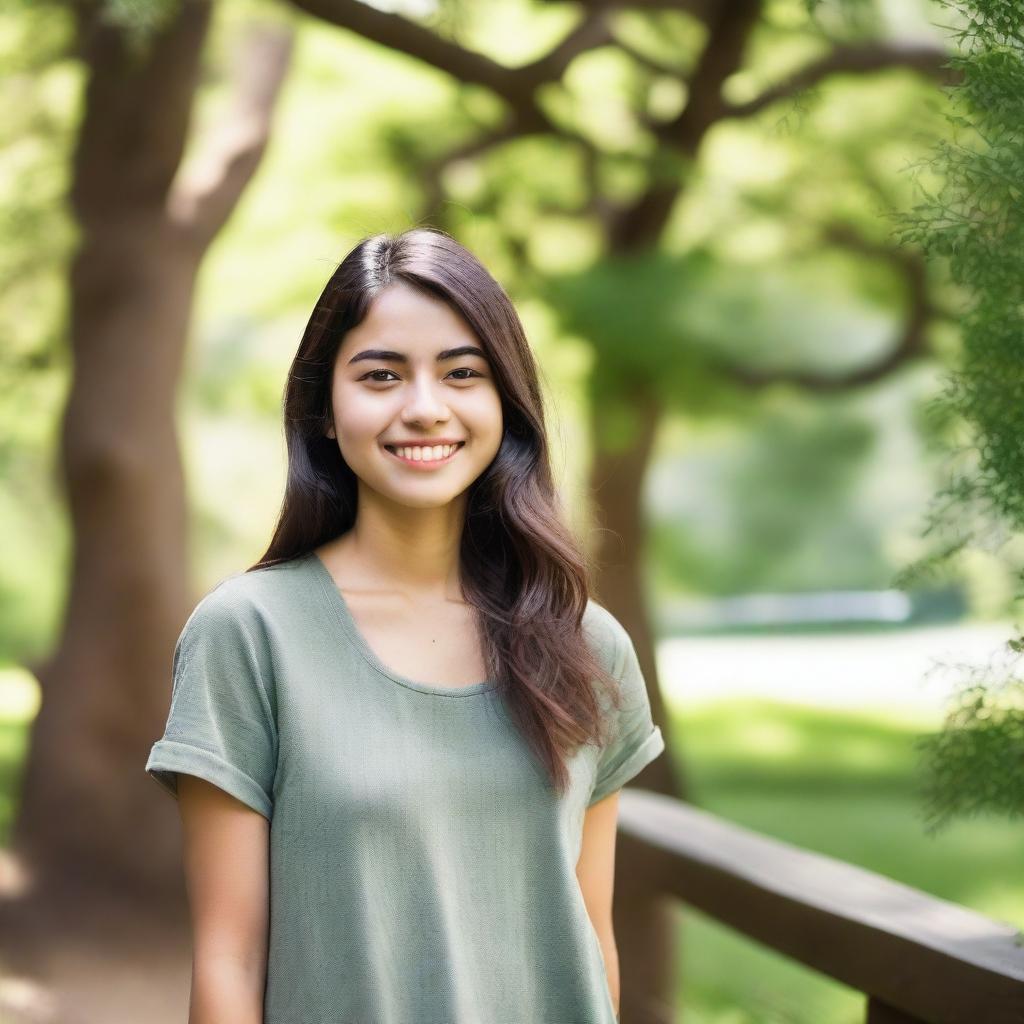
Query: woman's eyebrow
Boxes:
[{"xmin": 348, "ymin": 345, "xmax": 487, "ymax": 365}]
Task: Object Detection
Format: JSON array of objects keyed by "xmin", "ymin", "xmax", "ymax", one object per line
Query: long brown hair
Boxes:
[{"xmin": 251, "ymin": 226, "xmax": 620, "ymax": 795}]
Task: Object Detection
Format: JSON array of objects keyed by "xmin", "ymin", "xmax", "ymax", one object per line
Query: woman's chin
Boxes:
[{"xmin": 364, "ymin": 477, "xmax": 468, "ymax": 511}]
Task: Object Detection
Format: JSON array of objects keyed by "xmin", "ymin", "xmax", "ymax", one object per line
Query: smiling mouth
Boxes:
[{"xmin": 382, "ymin": 441, "xmax": 465, "ymax": 466}]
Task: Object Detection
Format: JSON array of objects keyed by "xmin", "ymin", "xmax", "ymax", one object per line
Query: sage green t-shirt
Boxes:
[{"xmin": 145, "ymin": 550, "xmax": 665, "ymax": 1024}]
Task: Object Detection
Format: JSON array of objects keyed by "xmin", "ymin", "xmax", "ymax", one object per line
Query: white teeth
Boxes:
[{"xmin": 390, "ymin": 443, "xmax": 461, "ymax": 462}]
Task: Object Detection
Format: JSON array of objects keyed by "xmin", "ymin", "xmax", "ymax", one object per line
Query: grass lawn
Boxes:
[{"xmin": 669, "ymin": 698, "xmax": 1024, "ymax": 1023}]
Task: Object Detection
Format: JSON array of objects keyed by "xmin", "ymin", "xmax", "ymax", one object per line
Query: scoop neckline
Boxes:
[{"xmin": 306, "ymin": 550, "xmax": 499, "ymax": 697}]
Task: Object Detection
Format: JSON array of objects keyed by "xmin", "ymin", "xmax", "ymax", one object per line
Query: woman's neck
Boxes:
[{"xmin": 324, "ymin": 505, "xmax": 467, "ymax": 601}]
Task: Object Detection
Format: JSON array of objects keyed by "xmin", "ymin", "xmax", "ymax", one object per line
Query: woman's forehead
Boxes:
[{"xmin": 340, "ymin": 285, "xmax": 481, "ymax": 358}]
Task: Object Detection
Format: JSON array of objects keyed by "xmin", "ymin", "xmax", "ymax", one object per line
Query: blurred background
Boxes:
[{"xmin": 2, "ymin": 0, "xmax": 1022, "ymax": 1021}]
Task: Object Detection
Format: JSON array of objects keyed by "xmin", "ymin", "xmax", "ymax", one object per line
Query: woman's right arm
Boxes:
[{"xmin": 177, "ymin": 774, "xmax": 271, "ymax": 1024}]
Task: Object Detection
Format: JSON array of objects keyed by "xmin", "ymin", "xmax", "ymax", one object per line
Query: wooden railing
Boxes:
[{"xmin": 617, "ymin": 790, "xmax": 1024, "ymax": 1024}]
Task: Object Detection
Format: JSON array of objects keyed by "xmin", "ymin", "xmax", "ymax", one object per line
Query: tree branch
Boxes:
[
  {"xmin": 287, "ymin": 0, "xmax": 551, "ymax": 98},
  {"xmin": 727, "ymin": 222, "xmax": 934, "ymax": 392},
  {"xmin": 517, "ymin": 10, "xmax": 617, "ymax": 86},
  {"xmin": 559, "ymin": 0, "xmax": 715, "ymax": 22},
  {"xmin": 722, "ymin": 41, "xmax": 960, "ymax": 122},
  {"xmin": 289, "ymin": 0, "xmax": 697, "ymax": 98},
  {"xmin": 607, "ymin": 0, "xmax": 763, "ymax": 251},
  {"xmin": 614, "ymin": 36, "xmax": 691, "ymax": 79},
  {"xmin": 169, "ymin": 23, "xmax": 295, "ymax": 247},
  {"xmin": 418, "ymin": 111, "xmax": 605, "ymax": 225},
  {"xmin": 285, "ymin": 0, "xmax": 621, "ymax": 153},
  {"xmin": 70, "ymin": 0, "xmax": 213, "ymax": 220}
]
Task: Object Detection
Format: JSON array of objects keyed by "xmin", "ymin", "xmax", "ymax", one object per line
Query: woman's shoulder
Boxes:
[
  {"xmin": 182, "ymin": 554, "xmax": 312, "ymax": 638},
  {"xmin": 581, "ymin": 597, "xmax": 632, "ymax": 671}
]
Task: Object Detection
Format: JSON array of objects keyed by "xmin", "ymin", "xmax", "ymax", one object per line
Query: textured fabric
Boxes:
[{"xmin": 145, "ymin": 550, "xmax": 665, "ymax": 1024}]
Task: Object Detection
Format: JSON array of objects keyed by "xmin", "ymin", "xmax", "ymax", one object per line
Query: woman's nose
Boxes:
[{"xmin": 402, "ymin": 378, "xmax": 450, "ymax": 422}]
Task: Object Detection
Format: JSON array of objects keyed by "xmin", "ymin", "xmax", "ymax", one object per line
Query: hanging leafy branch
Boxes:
[{"xmin": 889, "ymin": 0, "xmax": 1024, "ymax": 832}]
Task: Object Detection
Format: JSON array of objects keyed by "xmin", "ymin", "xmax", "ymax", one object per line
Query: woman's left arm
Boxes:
[{"xmin": 577, "ymin": 789, "xmax": 622, "ymax": 1017}]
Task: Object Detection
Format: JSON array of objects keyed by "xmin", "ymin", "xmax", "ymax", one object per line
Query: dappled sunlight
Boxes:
[
  {"xmin": 729, "ymin": 718, "xmax": 802, "ymax": 758},
  {"xmin": 967, "ymin": 883, "xmax": 1024, "ymax": 932},
  {"xmin": 0, "ymin": 669, "xmax": 38, "ymax": 724}
]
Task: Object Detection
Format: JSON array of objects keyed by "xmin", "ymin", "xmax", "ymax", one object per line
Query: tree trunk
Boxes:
[
  {"xmin": 0, "ymin": 3, "xmax": 292, "ymax": 1019},
  {"xmin": 11, "ymin": 0, "xmax": 214, "ymax": 918},
  {"xmin": 586, "ymin": 381, "xmax": 689, "ymax": 1022},
  {"xmin": 587, "ymin": 383, "xmax": 682, "ymax": 803}
]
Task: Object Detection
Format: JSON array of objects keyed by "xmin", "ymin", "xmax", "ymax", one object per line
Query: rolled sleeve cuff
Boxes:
[
  {"xmin": 145, "ymin": 739, "xmax": 273, "ymax": 821},
  {"xmin": 588, "ymin": 725, "xmax": 665, "ymax": 806}
]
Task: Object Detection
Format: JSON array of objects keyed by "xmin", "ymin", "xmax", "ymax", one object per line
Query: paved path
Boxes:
[{"xmin": 657, "ymin": 620, "xmax": 1021, "ymax": 723}]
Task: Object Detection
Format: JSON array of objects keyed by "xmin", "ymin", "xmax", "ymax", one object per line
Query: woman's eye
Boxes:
[
  {"xmin": 361, "ymin": 369, "xmax": 400, "ymax": 383},
  {"xmin": 359, "ymin": 368, "xmax": 482, "ymax": 384}
]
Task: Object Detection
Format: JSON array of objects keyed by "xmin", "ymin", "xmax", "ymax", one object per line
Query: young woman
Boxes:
[{"xmin": 145, "ymin": 227, "xmax": 665, "ymax": 1024}]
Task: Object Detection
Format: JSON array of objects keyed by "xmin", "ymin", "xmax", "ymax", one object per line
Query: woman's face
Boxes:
[{"xmin": 327, "ymin": 281, "xmax": 504, "ymax": 510}]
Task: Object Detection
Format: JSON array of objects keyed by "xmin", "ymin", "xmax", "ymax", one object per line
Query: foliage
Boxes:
[
  {"xmin": 99, "ymin": 0, "xmax": 182, "ymax": 49},
  {"xmin": 889, "ymin": 0, "xmax": 1024, "ymax": 829},
  {"xmin": 649, "ymin": 400, "xmax": 883, "ymax": 596}
]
